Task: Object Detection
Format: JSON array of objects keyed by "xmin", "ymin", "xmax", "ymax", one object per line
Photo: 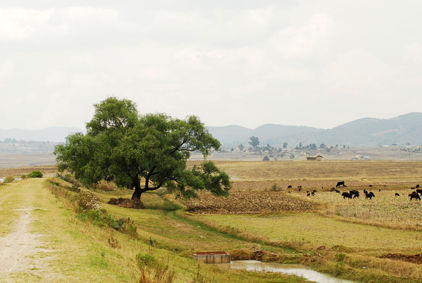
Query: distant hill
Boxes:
[
  {"xmin": 208, "ymin": 113, "xmax": 422, "ymax": 147},
  {"xmin": 0, "ymin": 127, "xmax": 82, "ymax": 142},
  {"xmin": 1, "ymin": 113, "xmax": 422, "ymax": 149}
]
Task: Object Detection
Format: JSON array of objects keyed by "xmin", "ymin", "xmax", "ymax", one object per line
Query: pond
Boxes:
[{"xmin": 229, "ymin": 260, "xmax": 355, "ymax": 283}]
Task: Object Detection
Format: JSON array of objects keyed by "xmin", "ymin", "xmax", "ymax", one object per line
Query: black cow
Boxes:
[
  {"xmin": 298, "ymin": 185, "xmax": 302, "ymax": 192},
  {"xmin": 395, "ymin": 193, "xmax": 400, "ymax": 197},
  {"xmin": 416, "ymin": 189, "xmax": 422, "ymax": 195},
  {"xmin": 336, "ymin": 181, "xmax": 346, "ymax": 188},
  {"xmin": 287, "ymin": 185, "xmax": 292, "ymax": 189},
  {"xmin": 416, "ymin": 184, "xmax": 420, "ymax": 188},
  {"xmin": 365, "ymin": 191, "xmax": 375, "ymax": 200},
  {"xmin": 342, "ymin": 192, "xmax": 352, "ymax": 199},
  {"xmin": 349, "ymin": 190, "xmax": 360, "ymax": 198},
  {"xmin": 409, "ymin": 191, "xmax": 421, "ymax": 200},
  {"xmin": 311, "ymin": 189, "xmax": 317, "ymax": 196}
]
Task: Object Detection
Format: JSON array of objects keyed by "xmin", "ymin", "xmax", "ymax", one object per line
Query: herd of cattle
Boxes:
[{"xmin": 287, "ymin": 182, "xmax": 422, "ymax": 200}]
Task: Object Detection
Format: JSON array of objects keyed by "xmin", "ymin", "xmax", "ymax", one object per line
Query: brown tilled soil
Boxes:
[
  {"xmin": 108, "ymin": 198, "xmax": 144, "ymax": 209},
  {"xmin": 184, "ymin": 191, "xmax": 317, "ymax": 214},
  {"xmin": 230, "ymin": 249, "xmax": 280, "ymax": 261},
  {"xmin": 379, "ymin": 253, "xmax": 422, "ymax": 264}
]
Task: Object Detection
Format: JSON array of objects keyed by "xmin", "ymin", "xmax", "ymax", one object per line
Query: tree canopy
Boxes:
[{"xmin": 54, "ymin": 97, "xmax": 231, "ymax": 202}]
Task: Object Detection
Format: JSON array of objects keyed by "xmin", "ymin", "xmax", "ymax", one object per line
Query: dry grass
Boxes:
[
  {"xmin": 0, "ymin": 165, "xmax": 57, "ymax": 178},
  {"xmin": 199, "ymin": 160, "xmax": 422, "ymax": 188}
]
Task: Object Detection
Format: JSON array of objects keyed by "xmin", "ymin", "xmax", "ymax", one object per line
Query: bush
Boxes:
[
  {"xmin": 136, "ymin": 253, "xmax": 157, "ymax": 269},
  {"xmin": 29, "ymin": 170, "xmax": 43, "ymax": 178},
  {"xmin": 112, "ymin": 217, "xmax": 137, "ymax": 237},
  {"xmin": 136, "ymin": 253, "xmax": 174, "ymax": 283},
  {"xmin": 77, "ymin": 190, "xmax": 101, "ymax": 211},
  {"xmin": 4, "ymin": 176, "xmax": 14, "ymax": 183},
  {"xmin": 271, "ymin": 184, "xmax": 278, "ymax": 191},
  {"xmin": 93, "ymin": 180, "xmax": 118, "ymax": 191}
]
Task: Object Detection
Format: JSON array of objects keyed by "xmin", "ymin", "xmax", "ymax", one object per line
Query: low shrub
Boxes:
[
  {"xmin": 77, "ymin": 190, "xmax": 101, "ymax": 211},
  {"xmin": 111, "ymin": 217, "xmax": 137, "ymax": 237},
  {"xmin": 4, "ymin": 176, "xmax": 14, "ymax": 183},
  {"xmin": 136, "ymin": 253, "xmax": 174, "ymax": 283},
  {"xmin": 29, "ymin": 170, "xmax": 43, "ymax": 178},
  {"xmin": 93, "ymin": 180, "xmax": 118, "ymax": 191},
  {"xmin": 136, "ymin": 253, "xmax": 157, "ymax": 269}
]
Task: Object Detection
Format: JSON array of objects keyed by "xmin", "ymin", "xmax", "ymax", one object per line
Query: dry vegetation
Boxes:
[
  {"xmin": 183, "ymin": 191, "xmax": 317, "ymax": 214},
  {"xmin": 181, "ymin": 160, "xmax": 422, "ymax": 282},
  {"xmin": 185, "ymin": 160, "xmax": 422, "ymax": 229},
  {"xmin": 0, "ymin": 165, "xmax": 57, "ymax": 178}
]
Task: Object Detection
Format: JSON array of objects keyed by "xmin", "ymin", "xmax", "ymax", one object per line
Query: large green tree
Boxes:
[{"xmin": 55, "ymin": 97, "xmax": 231, "ymax": 202}]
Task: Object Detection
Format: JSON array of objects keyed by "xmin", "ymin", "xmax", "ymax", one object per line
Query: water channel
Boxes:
[{"xmin": 228, "ymin": 260, "xmax": 355, "ymax": 283}]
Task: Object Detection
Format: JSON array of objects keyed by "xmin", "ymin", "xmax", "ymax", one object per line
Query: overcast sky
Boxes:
[{"xmin": 1, "ymin": 0, "xmax": 422, "ymax": 130}]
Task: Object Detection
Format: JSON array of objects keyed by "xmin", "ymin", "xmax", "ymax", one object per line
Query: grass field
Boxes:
[
  {"xmin": 0, "ymin": 178, "xmax": 307, "ymax": 282},
  {"xmin": 2, "ymin": 160, "xmax": 422, "ymax": 282}
]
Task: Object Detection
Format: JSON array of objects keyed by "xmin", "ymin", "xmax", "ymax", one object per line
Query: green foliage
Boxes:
[
  {"xmin": 271, "ymin": 184, "xmax": 278, "ymax": 191},
  {"xmin": 335, "ymin": 253, "xmax": 346, "ymax": 262},
  {"xmin": 29, "ymin": 170, "xmax": 43, "ymax": 178},
  {"xmin": 136, "ymin": 253, "xmax": 157, "ymax": 269},
  {"xmin": 55, "ymin": 97, "xmax": 231, "ymax": 201}
]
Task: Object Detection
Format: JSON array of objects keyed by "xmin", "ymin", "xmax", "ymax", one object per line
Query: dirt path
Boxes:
[{"xmin": 0, "ymin": 207, "xmax": 53, "ymax": 279}]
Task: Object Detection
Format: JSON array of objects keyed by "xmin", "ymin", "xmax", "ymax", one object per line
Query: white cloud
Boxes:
[
  {"xmin": 404, "ymin": 43, "xmax": 422, "ymax": 64},
  {"xmin": 272, "ymin": 14, "xmax": 334, "ymax": 59},
  {"xmin": 320, "ymin": 49, "xmax": 398, "ymax": 98},
  {"xmin": 0, "ymin": 7, "xmax": 120, "ymax": 41}
]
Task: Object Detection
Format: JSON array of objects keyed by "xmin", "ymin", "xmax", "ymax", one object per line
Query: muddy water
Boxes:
[{"xmin": 229, "ymin": 260, "xmax": 355, "ymax": 283}]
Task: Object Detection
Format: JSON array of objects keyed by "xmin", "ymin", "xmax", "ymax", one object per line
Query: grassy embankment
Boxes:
[{"xmin": 0, "ymin": 178, "xmax": 307, "ymax": 282}]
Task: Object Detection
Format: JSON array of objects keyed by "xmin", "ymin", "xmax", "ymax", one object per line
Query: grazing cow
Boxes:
[
  {"xmin": 298, "ymin": 185, "xmax": 302, "ymax": 192},
  {"xmin": 342, "ymin": 192, "xmax": 352, "ymax": 199},
  {"xmin": 416, "ymin": 189, "xmax": 422, "ymax": 195},
  {"xmin": 369, "ymin": 184, "xmax": 373, "ymax": 188},
  {"xmin": 336, "ymin": 181, "xmax": 346, "ymax": 188},
  {"xmin": 378, "ymin": 189, "xmax": 382, "ymax": 192},
  {"xmin": 311, "ymin": 189, "xmax": 317, "ymax": 196},
  {"xmin": 307, "ymin": 191, "xmax": 311, "ymax": 196},
  {"xmin": 364, "ymin": 191, "xmax": 375, "ymax": 200},
  {"xmin": 409, "ymin": 191, "xmax": 421, "ymax": 200},
  {"xmin": 287, "ymin": 185, "xmax": 292, "ymax": 189},
  {"xmin": 349, "ymin": 190, "xmax": 360, "ymax": 198},
  {"xmin": 395, "ymin": 193, "xmax": 400, "ymax": 197}
]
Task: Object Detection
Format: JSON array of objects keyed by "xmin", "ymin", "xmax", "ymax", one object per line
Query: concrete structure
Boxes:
[{"xmin": 193, "ymin": 251, "xmax": 231, "ymax": 264}]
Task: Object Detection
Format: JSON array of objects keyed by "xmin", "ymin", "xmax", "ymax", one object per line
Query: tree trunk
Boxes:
[{"xmin": 131, "ymin": 177, "xmax": 142, "ymax": 200}]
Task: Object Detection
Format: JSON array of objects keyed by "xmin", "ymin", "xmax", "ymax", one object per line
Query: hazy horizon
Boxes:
[
  {"xmin": 1, "ymin": 1, "xmax": 422, "ymax": 129},
  {"xmin": 0, "ymin": 111, "xmax": 420, "ymax": 132}
]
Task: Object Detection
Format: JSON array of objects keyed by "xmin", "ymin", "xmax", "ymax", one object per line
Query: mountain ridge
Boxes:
[{"xmin": 1, "ymin": 113, "xmax": 422, "ymax": 146}]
